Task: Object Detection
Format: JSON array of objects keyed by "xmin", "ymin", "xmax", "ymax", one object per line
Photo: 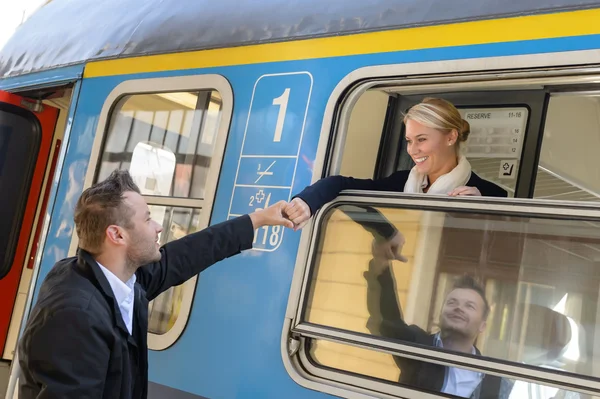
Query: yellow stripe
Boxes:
[{"xmin": 85, "ymin": 8, "xmax": 600, "ymax": 78}]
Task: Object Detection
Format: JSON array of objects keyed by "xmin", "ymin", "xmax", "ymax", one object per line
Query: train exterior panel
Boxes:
[{"xmin": 3, "ymin": 2, "xmax": 600, "ymax": 398}]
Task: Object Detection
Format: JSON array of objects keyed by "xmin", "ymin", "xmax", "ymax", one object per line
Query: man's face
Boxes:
[
  {"xmin": 439, "ymin": 288, "xmax": 487, "ymax": 342},
  {"xmin": 122, "ymin": 191, "xmax": 163, "ymax": 266}
]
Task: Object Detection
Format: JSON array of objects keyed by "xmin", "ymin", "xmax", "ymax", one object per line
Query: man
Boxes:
[
  {"xmin": 366, "ymin": 232, "xmax": 511, "ymax": 398},
  {"xmin": 18, "ymin": 170, "xmax": 293, "ymax": 399}
]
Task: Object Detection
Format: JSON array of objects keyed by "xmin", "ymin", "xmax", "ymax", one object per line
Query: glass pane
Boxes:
[
  {"xmin": 147, "ymin": 206, "xmax": 202, "ymax": 334},
  {"xmin": 0, "ymin": 107, "xmax": 41, "ymax": 278},
  {"xmin": 309, "ymin": 339, "xmax": 590, "ymax": 398},
  {"xmin": 535, "ymin": 95, "xmax": 600, "ymax": 202},
  {"xmin": 339, "ymin": 90, "xmax": 389, "ymax": 178},
  {"xmin": 98, "ymin": 90, "xmax": 223, "ymax": 199},
  {"xmin": 304, "ymin": 204, "xmax": 600, "ymax": 380}
]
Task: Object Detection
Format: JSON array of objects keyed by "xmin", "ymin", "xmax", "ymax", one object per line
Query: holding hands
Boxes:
[
  {"xmin": 274, "ymin": 184, "xmax": 482, "ymax": 231},
  {"xmin": 283, "ymin": 198, "xmax": 312, "ymax": 231}
]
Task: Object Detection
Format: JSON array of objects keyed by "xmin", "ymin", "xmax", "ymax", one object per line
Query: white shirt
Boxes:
[
  {"xmin": 435, "ymin": 333, "xmax": 483, "ymax": 398},
  {"xmin": 97, "ymin": 262, "xmax": 136, "ymax": 335}
]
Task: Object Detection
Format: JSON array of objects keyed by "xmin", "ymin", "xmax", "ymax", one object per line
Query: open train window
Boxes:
[
  {"xmin": 337, "ymin": 89, "xmax": 548, "ymax": 199},
  {"xmin": 286, "ymin": 68, "xmax": 600, "ymax": 399},
  {"xmin": 79, "ymin": 75, "xmax": 233, "ymax": 350},
  {"xmin": 337, "ymin": 88, "xmax": 600, "ymax": 203},
  {"xmin": 0, "ymin": 104, "xmax": 41, "ymax": 279}
]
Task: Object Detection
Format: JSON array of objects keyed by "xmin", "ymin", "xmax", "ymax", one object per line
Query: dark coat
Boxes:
[
  {"xmin": 296, "ymin": 170, "xmax": 508, "ymax": 216},
  {"xmin": 294, "ymin": 170, "xmax": 508, "ymax": 239},
  {"xmin": 18, "ymin": 215, "xmax": 254, "ymax": 399},
  {"xmin": 364, "ymin": 263, "xmax": 506, "ymax": 398}
]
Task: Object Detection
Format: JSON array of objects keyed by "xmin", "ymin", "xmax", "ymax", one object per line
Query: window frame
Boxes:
[
  {"xmin": 72, "ymin": 74, "xmax": 233, "ymax": 350},
  {"xmin": 296, "ymin": 192, "xmax": 600, "ymax": 395},
  {"xmin": 282, "ymin": 53, "xmax": 600, "ymax": 398}
]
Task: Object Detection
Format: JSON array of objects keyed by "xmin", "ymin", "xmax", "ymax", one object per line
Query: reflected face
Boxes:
[
  {"xmin": 122, "ymin": 191, "xmax": 163, "ymax": 266},
  {"xmin": 405, "ymin": 119, "xmax": 457, "ymax": 178},
  {"xmin": 439, "ymin": 288, "xmax": 487, "ymax": 341}
]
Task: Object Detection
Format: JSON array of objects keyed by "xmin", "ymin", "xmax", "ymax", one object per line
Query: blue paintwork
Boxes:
[
  {"xmin": 11, "ymin": 34, "xmax": 600, "ymax": 398},
  {"xmin": 0, "ymin": 64, "xmax": 83, "ymax": 91}
]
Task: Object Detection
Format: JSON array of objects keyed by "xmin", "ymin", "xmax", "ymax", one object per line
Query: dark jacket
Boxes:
[
  {"xmin": 296, "ymin": 170, "xmax": 508, "ymax": 216},
  {"xmin": 365, "ymin": 262, "xmax": 508, "ymax": 399},
  {"xmin": 18, "ymin": 215, "xmax": 254, "ymax": 399},
  {"xmin": 294, "ymin": 170, "xmax": 508, "ymax": 239}
]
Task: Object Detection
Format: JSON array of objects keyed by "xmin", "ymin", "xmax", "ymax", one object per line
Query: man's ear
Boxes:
[
  {"xmin": 105, "ymin": 225, "xmax": 126, "ymax": 246},
  {"xmin": 478, "ymin": 320, "xmax": 487, "ymax": 334}
]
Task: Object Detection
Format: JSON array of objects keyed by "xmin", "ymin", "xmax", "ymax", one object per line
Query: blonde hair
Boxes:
[{"xmin": 403, "ymin": 97, "xmax": 470, "ymax": 148}]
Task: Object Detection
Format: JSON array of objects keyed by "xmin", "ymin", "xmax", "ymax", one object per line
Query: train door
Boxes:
[{"xmin": 0, "ymin": 91, "xmax": 58, "ymax": 357}]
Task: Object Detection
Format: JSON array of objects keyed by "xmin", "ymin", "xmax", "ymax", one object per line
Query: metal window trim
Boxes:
[
  {"xmin": 73, "ymin": 74, "xmax": 234, "ymax": 351},
  {"xmin": 143, "ymin": 195, "xmax": 204, "ymax": 208},
  {"xmin": 280, "ymin": 317, "xmax": 409, "ymax": 399},
  {"xmin": 297, "ymin": 334, "xmax": 458, "ymax": 399},
  {"xmin": 295, "ymin": 323, "xmax": 598, "ymax": 397},
  {"xmin": 291, "ymin": 193, "xmax": 600, "ymax": 395}
]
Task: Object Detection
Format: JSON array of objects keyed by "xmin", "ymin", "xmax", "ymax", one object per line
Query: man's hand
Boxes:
[
  {"xmin": 371, "ymin": 231, "xmax": 408, "ymax": 263},
  {"xmin": 284, "ymin": 198, "xmax": 312, "ymax": 231},
  {"xmin": 249, "ymin": 201, "xmax": 294, "ymax": 230}
]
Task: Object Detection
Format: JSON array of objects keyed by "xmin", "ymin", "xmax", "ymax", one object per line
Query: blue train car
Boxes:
[{"xmin": 3, "ymin": 1, "xmax": 600, "ymax": 398}]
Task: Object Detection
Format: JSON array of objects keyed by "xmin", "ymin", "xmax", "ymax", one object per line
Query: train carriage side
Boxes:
[{"xmin": 6, "ymin": 3, "xmax": 600, "ymax": 399}]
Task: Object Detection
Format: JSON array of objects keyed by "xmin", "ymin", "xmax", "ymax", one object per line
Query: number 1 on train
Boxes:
[{"xmin": 272, "ymin": 88, "xmax": 290, "ymax": 142}]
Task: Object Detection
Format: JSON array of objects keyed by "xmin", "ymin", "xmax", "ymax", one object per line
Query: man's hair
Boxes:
[
  {"xmin": 74, "ymin": 170, "xmax": 141, "ymax": 254},
  {"xmin": 452, "ymin": 275, "xmax": 490, "ymax": 320}
]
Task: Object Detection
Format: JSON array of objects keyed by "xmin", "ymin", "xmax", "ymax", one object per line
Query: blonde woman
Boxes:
[{"xmin": 285, "ymin": 97, "xmax": 507, "ymax": 231}]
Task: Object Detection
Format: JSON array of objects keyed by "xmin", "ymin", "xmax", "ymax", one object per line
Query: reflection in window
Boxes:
[
  {"xmin": 310, "ymin": 339, "xmax": 586, "ymax": 399},
  {"xmin": 98, "ymin": 90, "xmax": 222, "ymax": 199},
  {"xmin": 129, "ymin": 142, "xmax": 176, "ymax": 197},
  {"xmin": 303, "ymin": 204, "xmax": 600, "ymax": 396},
  {"xmin": 147, "ymin": 206, "xmax": 202, "ymax": 334}
]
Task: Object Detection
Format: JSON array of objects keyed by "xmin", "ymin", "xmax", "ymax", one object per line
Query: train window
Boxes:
[
  {"xmin": 292, "ymin": 196, "xmax": 600, "ymax": 397},
  {"xmin": 88, "ymin": 75, "xmax": 233, "ymax": 350},
  {"xmin": 0, "ymin": 104, "xmax": 41, "ymax": 279},
  {"xmin": 534, "ymin": 94, "xmax": 600, "ymax": 201},
  {"xmin": 97, "ymin": 90, "xmax": 222, "ymax": 199},
  {"xmin": 333, "ymin": 88, "xmax": 548, "ymax": 201},
  {"xmin": 146, "ymin": 205, "xmax": 202, "ymax": 334}
]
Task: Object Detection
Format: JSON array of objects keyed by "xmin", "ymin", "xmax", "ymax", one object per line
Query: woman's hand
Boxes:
[
  {"xmin": 448, "ymin": 186, "xmax": 481, "ymax": 197},
  {"xmin": 284, "ymin": 198, "xmax": 312, "ymax": 231}
]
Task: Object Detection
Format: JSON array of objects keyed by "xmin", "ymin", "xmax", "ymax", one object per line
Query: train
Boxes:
[{"xmin": 2, "ymin": 0, "xmax": 600, "ymax": 398}]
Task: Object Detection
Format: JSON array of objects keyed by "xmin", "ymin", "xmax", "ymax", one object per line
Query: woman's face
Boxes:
[{"xmin": 405, "ymin": 119, "xmax": 458, "ymax": 178}]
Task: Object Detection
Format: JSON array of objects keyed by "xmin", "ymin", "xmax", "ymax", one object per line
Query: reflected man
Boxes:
[{"xmin": 367, "ymin": 233, "xmax": 511, "ymax": 398}]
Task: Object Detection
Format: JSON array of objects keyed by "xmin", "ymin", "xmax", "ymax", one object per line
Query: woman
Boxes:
[{"xmin": 285, "ymin": 97, "xmax": 507, "ymax": 232}]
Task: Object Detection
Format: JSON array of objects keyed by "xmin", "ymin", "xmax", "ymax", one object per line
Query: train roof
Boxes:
[{"xmin": 2, "ymin": 0, "xmax": 600, "ymax": 78}]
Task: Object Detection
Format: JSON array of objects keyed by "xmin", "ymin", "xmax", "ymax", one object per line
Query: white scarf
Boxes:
[{"xmin": 404, "ymin": 155, "xmax": 472, "ymax": 195}]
